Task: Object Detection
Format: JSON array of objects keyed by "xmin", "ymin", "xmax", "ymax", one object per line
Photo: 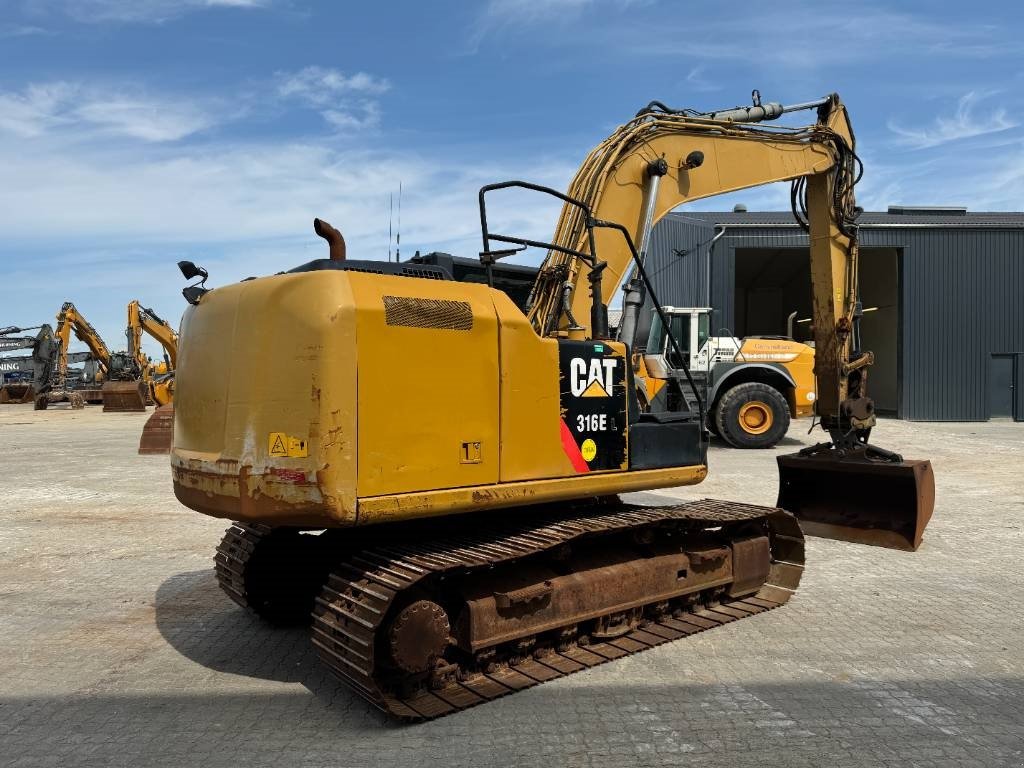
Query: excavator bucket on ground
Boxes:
[
  {"xmin": 101, "ymin": 380, "xmax": 148, "ymax": 412},
  {"xmin": 138, "ymin": 403, "xmax": 174, "ymax": 454},
  {"xmin": 0, "ymin": 383, "xmax": 36, "ymax": 404},
  {"xmin": 777, "ymin": 452, "xmax": 935, "ymax": 551}
]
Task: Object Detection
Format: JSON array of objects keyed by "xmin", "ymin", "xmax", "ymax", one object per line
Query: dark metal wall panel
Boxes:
[
  {"xmin": 1017, "ymin": 354, "xmax": 1024, "ymax": 421},
  {"xmin": 645, "ymin": 217, "xmax": 1024, "ymax": 421},
  {"xmin": 900, "ymin": 229, "xmax": 1024, "ymax": 421},
  {"xmin": 632, "ymin": 215, "xmax": 714, "ymax": 349}
]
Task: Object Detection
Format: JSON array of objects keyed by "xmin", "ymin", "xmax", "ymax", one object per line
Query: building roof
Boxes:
[{"xmin": 665, "ymin": 208, "xmax": 1024, "ymax": 228}]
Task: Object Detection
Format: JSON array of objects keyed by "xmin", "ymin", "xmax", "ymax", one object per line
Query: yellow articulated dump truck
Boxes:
[
  {"xmin": 169, "ymin": 93, "xmax": 934, "ymax": 721},
  {"xmin": 639, "ymin": 307, "xmax": 816, "ymax": 448}
]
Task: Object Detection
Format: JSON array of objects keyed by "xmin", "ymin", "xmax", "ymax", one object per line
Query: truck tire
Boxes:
[{"xmin": 714, "ymin": 382, "xmax": 790, "ymax": 449}]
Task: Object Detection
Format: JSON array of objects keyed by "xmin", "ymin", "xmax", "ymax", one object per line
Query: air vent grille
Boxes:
[{"xmin": 383, "ymin": 296, "xmax": 474, "ymax": 331}]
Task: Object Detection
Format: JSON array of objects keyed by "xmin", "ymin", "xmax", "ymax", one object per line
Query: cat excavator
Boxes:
[{"xmin": 170, "ymin": 93, "xmax": 934, "ymax": 720}]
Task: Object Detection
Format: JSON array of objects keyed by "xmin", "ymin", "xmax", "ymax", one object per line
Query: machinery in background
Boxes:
[
  {"xmin": 36, "ymin": 302, "xmax": 147, "ymax": 411},
  {"xmin": 169, "ymin": 93, "xmax": 934, "ymax": 721},
  {"xmin": 126, "ymin": 300, "xmax": 178, "ymax": 406},
  {"xmin": 640, "ymin": 307, "xmax": 815, "ymax": 448},
  {"xmin": 0, "ymin": 325, "xmax": 72, "ymax": 403},
  {"xmin": 126, "ymin": 300, "xmax": 180, "ymax": 454}
]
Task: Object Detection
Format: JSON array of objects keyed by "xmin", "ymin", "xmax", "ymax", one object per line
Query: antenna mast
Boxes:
[{"xmin": 396, "ymin": 181, "xmax": 402, "ymax": 263}]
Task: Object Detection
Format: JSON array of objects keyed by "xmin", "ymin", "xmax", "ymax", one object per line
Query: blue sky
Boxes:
[{"xmin": 1, "ymin": 0, "xmax": 1022, "ymax": 355}]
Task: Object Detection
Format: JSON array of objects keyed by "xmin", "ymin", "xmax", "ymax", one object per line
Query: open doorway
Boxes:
[{"xmin": 733, "ymin": 246, "xmax": 900, "ymax": 414}]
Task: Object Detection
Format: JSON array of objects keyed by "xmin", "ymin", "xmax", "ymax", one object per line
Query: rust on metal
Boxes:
[
  {"xmin": 101, "ymin": 380, "xmax": 148, "ymax": 412},
  {"xmin": 313, "ymin": 218, "xmax": 346, "ymax": 261},
  {"xmin": 138, "ymin": 403, "xmax": 174, "ymax": 455},
  {"xmin": 777, "ymin": 452, "xmax": 935, "ymax": 551},
  {"xmin": 0, "ymin": 383, "xmax": 36, "ymax": 404},
  {"xmin": 298, "ymin": 498, "xmax": 804, "ymax": 721}
]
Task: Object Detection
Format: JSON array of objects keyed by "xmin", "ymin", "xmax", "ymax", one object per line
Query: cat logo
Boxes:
[{"xmin": 569, "ymin": 357, "xmax": 617, "ymax": 398}]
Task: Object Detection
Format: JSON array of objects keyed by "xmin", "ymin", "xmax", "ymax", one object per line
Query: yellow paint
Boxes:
[
  {"xmin": 738, "ymin": 338, "xmax": 817, "ymax": 418},
  {"xmin": 349, "ymin": 272, "xmax": 500, "ymax": 496},
  {"xmin": 356, "ymin": 465, "xmax": 707, "ymax": 526},
  {"xmin": 580, "ymin": 439, "xmax": 597, "ymax": 462},
  {"xmin": 491, "ymin": 291, "xmax": 575, "ymax": 482},
  {"xmin": 738, "ymin": 401, "xmax": 773, "ymax": 435},
  {"xmin": 268, "ymin": 432, "xmax": 287, "ymax": 456},
  {"xmin": 268, "ymin": 432, "xmax": 308, "ymax": 458}
]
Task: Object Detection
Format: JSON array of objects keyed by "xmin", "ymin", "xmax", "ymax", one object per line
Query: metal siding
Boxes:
[
  {"xmin": 633, "ymin": 216, "xmax": 712, "ymax": 349},
  {"xmin": 1016, "ymin": 354, "xmax": 1024, "ymax": 421},
  {"xmin": 645, "ymin": 216, "xmax": 1024, "ymax": 421}
]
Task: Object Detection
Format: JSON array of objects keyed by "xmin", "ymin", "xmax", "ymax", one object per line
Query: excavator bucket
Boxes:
[
  {"xmin": 138, "ymin": 403, "xmax": 174, "ymax": 454},
  {"xmin": 777, "ymin": 453, "xmax": 935, "ymax": 551},
  {"xmin": 101, "ymin": 380, "xmax": 148, "ymax": 412},
  {"xmin": 0, "ymin": 383, "xmax": 35, "ymax": 404}
]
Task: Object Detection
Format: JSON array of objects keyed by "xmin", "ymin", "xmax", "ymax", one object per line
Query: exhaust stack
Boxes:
[{"xmin": 314, "ymin": 218, "xmax": 346, "ymax": 261}]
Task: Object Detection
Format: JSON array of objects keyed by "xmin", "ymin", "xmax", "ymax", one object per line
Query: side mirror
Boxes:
[
  {"xmin": 177, "ymin": 260, "xmax": 208, "ymax": 281},
  {"xmin": 177, "ymin": 261, "xmax": 210, "ymax": 306}
]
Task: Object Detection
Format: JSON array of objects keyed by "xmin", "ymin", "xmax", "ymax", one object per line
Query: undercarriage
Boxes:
[{"xmin": 214, "ymin": 498, "xmax": 804, "ymax": 721}]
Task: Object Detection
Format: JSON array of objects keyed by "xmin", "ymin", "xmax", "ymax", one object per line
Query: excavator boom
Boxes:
[
  {"xmin": 128, "ymin": 299, "xmax": 180, "ymax": 454},
  {"xmin": 520, "ymin": 94, "xmax": 933, "ymax": 550}
]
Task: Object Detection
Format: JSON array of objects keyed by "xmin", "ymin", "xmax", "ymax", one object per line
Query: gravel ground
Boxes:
[{"xmin": 1, "ymin": 404, "xmax": 1022, "ymax": 768}]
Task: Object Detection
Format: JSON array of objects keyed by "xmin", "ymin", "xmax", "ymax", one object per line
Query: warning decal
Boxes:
[{"xmin": 268, "ymin": 432, "xmax": 309, "ymax": 458}]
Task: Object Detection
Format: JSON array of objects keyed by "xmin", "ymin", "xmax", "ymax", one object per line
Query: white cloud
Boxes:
[
  {"xmin": 75, "ymin": 97, "xmax": 216, "ymax": 142},
  {"xmin": 28, "ymin": 0, "xmax": 268, "ymax": 24},
  {"xmin": 276, "ymin": 66, "xmax": 391, "ymax": 132},
  {"xmin": 684, "ymin": 65, "xmax": 720, "ymax": 94},
  {"xmin": 0, "ymin": 81, "xmax": 219, "ymax": 142},
  {"xmin": 466, "ymin": 0, "xmax": 645, "ymax": 51},
  {"xmin": 276, "ymin": 67, "xmax": 391, "ymax": 105},
  {"xmin": 0, "ymin": 122, "xmax": 573, "ymax": 353},
  {"xmin": 888, "ymin": 91, "xmax": 1019, "ymax": 149},
  {"xmin": 499, "ymin": 6, "xmax": 1018, "ymax": 69},
  {"xmin": 0, "ymin": 24, "xmax": 51, "ymax": 38}
]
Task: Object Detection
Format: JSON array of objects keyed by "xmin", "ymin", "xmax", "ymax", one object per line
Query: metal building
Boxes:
[{"xmin": 639, "ymin": 206, "xmax": 1024, "ymax": 421}]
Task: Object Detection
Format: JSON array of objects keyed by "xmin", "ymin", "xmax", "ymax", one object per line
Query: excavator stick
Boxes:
[
  {"xmin": 101, "ymin": 380, "xmax": 148, "ymax": 412},
  {"xmin": 0, "ymin": 383, "xmax": 36, "ymax": 404},
  {"xmin": 777, "ymin": 452, "xmax": 935, "ymax": 551},
  {"xmin": 138, "ymin": 403, "xmax": 174, "ymax": 454}
]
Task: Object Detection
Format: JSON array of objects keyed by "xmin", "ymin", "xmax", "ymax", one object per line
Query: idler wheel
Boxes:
[{"xmin": 387, "ymin": 600, "xmax": 450, "ymax": 674}]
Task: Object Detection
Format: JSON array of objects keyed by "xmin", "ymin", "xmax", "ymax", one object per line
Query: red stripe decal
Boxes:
[{"xmin": 559, "ymin": 419, "xmax": 591, "ymax": 473}]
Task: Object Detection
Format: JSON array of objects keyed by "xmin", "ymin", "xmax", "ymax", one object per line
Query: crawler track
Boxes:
[
  {"xmin": 309, "ymin": 499, "xmax": 804, "ymax": 721},
  {"xmin": 215, "ymin": 522, "xmax": 331, "ymax": 625}
]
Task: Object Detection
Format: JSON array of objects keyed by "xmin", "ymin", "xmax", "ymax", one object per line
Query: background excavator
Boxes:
[
  {"xmin": 126, "ymin": 300, "xmax": 180, "ymax": 454},
  {"xmin": 35, "ymin": 302, "xmax": 147, "ymax": 411},
  {"xmin": 0, "ymin": 325, "xmax": 100, "ymax": 403},
  {"xmin": 169, "ymin": 93, "xmax": 934, "ymax": 721},
  {"xmin": 1, "ymin": 325, "xmax": 51, "ymax": 403}
]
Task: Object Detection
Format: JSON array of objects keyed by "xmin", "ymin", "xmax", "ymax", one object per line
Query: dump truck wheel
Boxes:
[{"xmin": 714, "ymin": 382, "xmax": 789, "ymax": 449}]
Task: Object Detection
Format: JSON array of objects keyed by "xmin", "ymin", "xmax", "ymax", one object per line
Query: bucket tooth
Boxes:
[{"xmin": 777, "ymin": 452, "xmax": 934, "ymax": 551}]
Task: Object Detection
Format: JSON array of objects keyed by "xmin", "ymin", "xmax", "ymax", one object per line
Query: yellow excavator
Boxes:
[
  {"xmin": 125, "ymin": 300, "xmax": 180, "ymax": 454},
  {"xmin": 34, "ymin": 302, "xmax": 149, "ymax": 412},
  {"xmin": 170, "ymin": 93, "xmax": 934, "ymax": 720}
]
